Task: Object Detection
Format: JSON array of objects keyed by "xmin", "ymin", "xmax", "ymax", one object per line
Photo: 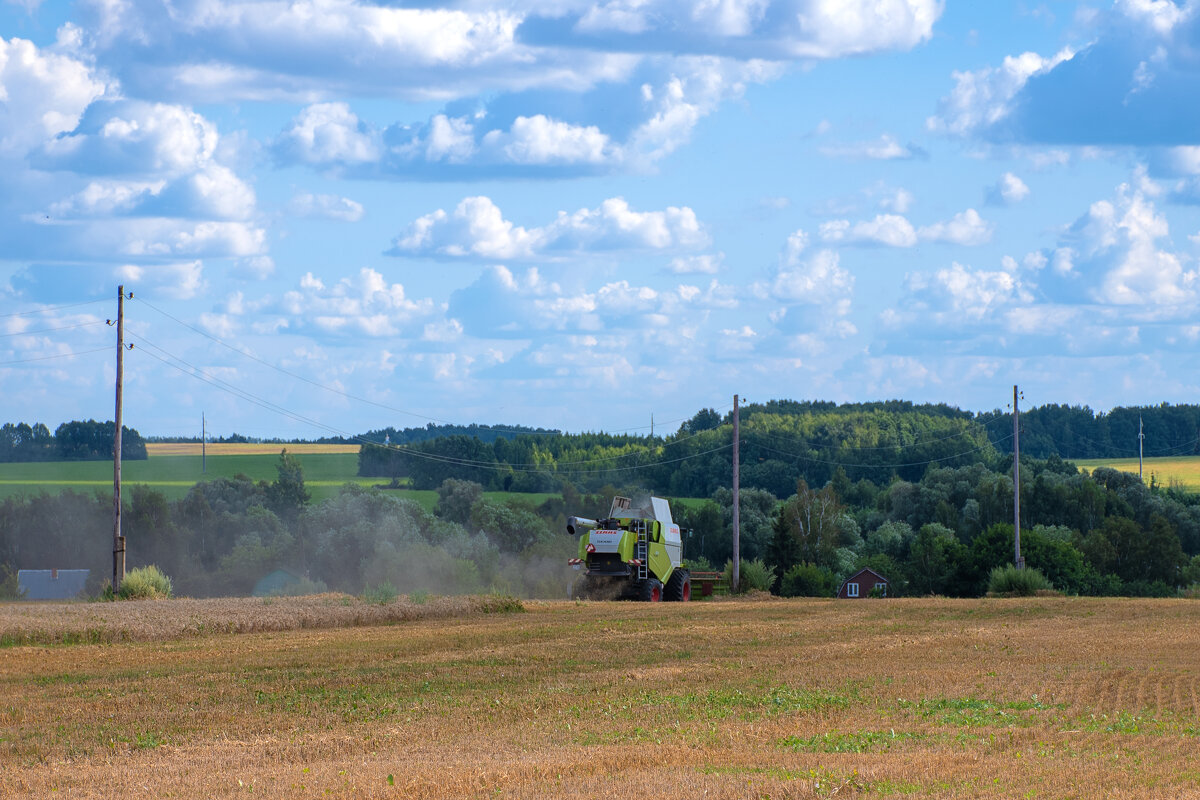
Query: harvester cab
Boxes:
[{"xmin": 566, "ymin": 496, "xmax": 691, "ymax": 602}]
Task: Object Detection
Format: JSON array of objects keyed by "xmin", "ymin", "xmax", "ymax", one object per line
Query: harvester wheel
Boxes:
[
  {"xmin": 639, "ymin": 578, "xmax": 663, "ymax": 602},
  {"xmin": 666, "ymin": 569, "xmax": 691, "ymax": 602}
]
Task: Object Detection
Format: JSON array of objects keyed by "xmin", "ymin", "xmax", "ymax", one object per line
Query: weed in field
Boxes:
[
  {"xmin": 475, "ymin": 592, "xmax": 523, "ymax": 614},
  {"xmin": 135, "ymin": 732, "xmax": 162, "ymax": 749},
  {"xmin": 899, "ymin": 695, "xmax": 1062, "ymax": 727},
  {"xmin": 1079, "ymin": 710, "xmax": 1200, "ymax": 735},
  {"xmin": 780, "ymin": 729, "xmax": 920, "ymax": 753},
  {"xmin": 637, "ymin": 685, "xmax": 852, "ymax": 722}
]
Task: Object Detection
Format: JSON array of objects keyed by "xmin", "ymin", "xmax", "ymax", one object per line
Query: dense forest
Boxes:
[{"xmin": 986, "ymin": 402, "xmax": 1200, "ymax": 459}]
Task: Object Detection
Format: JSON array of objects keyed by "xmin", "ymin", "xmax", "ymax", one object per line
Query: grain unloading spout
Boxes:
[{"xmin": 567, "ymin": 516, "xmax": 598, "ymax": 536}]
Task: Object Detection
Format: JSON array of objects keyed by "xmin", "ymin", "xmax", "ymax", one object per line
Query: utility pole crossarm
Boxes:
[{"xmin": 1139, "ymin": 417, "xmax": 1145, "ymax": 483}]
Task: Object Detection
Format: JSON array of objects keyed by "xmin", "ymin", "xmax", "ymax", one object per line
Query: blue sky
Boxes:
[{"xmin": 3, "ymin": 0, "xmax": 1200, "ymax": 438}]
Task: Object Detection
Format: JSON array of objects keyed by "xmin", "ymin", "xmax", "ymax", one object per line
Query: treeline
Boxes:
[
  {"xmin": 358, "ymin": 422, "xmax": 561, "ymax": 448},
  {"xmin": 358, "ymin": 405, "xmax": 996, "ymax": 497},
  {"xmin": 146, "ymin": 433, "xmax": 349, "ymax": 444},
  {"xmin": 987, "ymin": 403, "xmax": 1200, "ymax": 459},
  {"xmin": 0, "ymin": 420, "xmax": 147, "ymax": 462}
]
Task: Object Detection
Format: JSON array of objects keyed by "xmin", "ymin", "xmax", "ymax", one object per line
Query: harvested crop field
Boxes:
[
  {"xmin": 0, "ymin": 593, "xmax": 518, "ymax": 646},
  {"xmin": 3, "ymin": 597, "xmax": 1200, "ymax": 799}
]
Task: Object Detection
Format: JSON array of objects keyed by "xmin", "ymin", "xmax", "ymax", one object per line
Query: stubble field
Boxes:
[{"xmin": 3, "ymin": 596, "xmax": 1200, "ymax": 799}]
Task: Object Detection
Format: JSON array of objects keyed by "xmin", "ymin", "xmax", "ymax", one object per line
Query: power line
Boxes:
[
  {"xmin": 0, "ymin": 298, "xmax": 108, "ymax": 319},
  {"xmin": 129, "ymin": 333, "xmax": 736, "ymax": 476},
  {"xmin": 133, "ymin": 295, "xmax": 727, "ymax": 437},
  {"xmin": 0, "ymin": 347, "xmax": 110, "ymax": 366},
  {"xmin": 0, "ymin": 321, "xmax": 105, "ymax": 338}
]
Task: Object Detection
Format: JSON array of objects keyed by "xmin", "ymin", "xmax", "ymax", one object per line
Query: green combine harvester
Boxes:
[{"xmin": 566, "ymin": 496, "xmax": 691, "ymax": 601}]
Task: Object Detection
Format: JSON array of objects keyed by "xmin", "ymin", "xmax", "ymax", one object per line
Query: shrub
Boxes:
[
  {"xmin": 0, "ymin": 565, "xmax": 25, "ymax": 600},
  {"xmin": 267, "ymin": 577, "xmax": 328, "ymax": 597},
  {"xmin": 779, "ymin": 563, "xmax": 837, "ymax": 597},
  {"xmin": 362, "ymin": 581, "xmax": 398, "ymax": 605},
  {"xmin": 987, "ymin": 565, "xmax": 1053, "ymax": 597},
  {"xmin": 723, "ymin": 558, "xmax": 776, "ymax": 594},
  {"xmin": 408, "ymin": 589, "xmax": 429, "ymax": 605},
  {"xmin": 475, "ymin": 592, "xmax": 524, "ymax": 614},
  {"xmin": 118, "ymin": 565, "xmax": 173, "ymax": 600}
]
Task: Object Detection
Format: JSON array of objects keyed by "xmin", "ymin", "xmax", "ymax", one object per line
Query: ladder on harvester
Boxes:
[{"xmin": 634, "ymin": 519, "xmax": 649, "ymax": 581}]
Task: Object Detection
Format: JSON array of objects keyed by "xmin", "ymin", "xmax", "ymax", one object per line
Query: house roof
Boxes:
[
  {"xmin": 252, "ymin": 567, "xmax": 306, "ymax": 597},
  {"xmin": 838, "ymin": 567, "xmax": 890, "ymax": 594},
  {"xmin": 17, "ymin": 569, "xmax": 90, "ymax": 601}
]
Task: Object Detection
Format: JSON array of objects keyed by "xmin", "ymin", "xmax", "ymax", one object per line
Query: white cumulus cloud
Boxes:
[
  {"xmin": 289, "ymin": 193, "xmax": 365, "ymax": 222},
  {"xmin": 280, "ymin": 268, "xmax": 436, "ymax": 337},
  {"xmin": 987, "ymin": 172, "xmax": 1030, "ymax": 205},
  {"xmin": 927, "ymin": 48, "xmax": 1075, "ymax": 138},
  {"xmin": 819, "ymin": 133, "xmax": 926, "ymax": 160},
  {"xmin": 0, "ymin": 36, "xmax": 109, "ymax": 156},
  {"xmin": 819, "ymin": 209, "xmax": 992, "ymax": 247},
  {"xmin": 917, "ymin": 208, "xmax": 993, "ymax": 246},
  {"xmin": 274, "ymin": 102, "xmax": 381, "ymax": 166},
  {"xmin": 391, "ymin": 195, "xmax": 710, "ymax": 261}
]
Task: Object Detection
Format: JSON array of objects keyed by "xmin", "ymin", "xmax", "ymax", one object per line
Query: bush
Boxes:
[
  {"xmin": 0, "ymin": 564, "xmax": 25, "ymax": 600},
  {"xmin": 362, "ymin": 581, "xmax": 398, "ymax": 605},
  {"xmin": 118, "ymin": 565, "xmax": 173, "ymax": 600},
  {"xmin": 267, "ymin": 577, "xmax": 328, "ymax": 597},
  {"xmin": 987, "ymin": 565, "xmax": 1053, "ymax": 597},
  {"xmin": 779, "ymin": 563, "xmax": 837, "ymax": 597},
  {"xmin": 723, "ymin": 558, "xmax": 776, "ymax": 594}
]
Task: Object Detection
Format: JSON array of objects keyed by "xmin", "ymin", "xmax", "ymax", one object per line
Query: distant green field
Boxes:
[
  {"xmin": 1075, "ymin": 456, "xmax": 1200, "ymax": 491},
  {"xmin": 0, "ymin": 453, "xmax": 382, "ymax": 504},
  {"xmin": 0, "ymin": 453, "xmax": 580, "ymax": 509}
]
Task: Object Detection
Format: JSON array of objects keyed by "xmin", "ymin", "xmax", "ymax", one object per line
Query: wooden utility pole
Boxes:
[
  {"xmin": 1013, "ymin": 385, "xmax": 1024, "ymax": 569},
  {"xmin": 111, "ymin": 286, "xmax": 127, "ymax": 594},
  {"xmin": 202, "ymin": 412, "xmax": 207, "ymax": 474},
  {"xmin": 1138, "ymin": 416, "xmax": 1145, "ymax": 482},
  {"xmin": 732, "ymin": 394, "xmax": 740, "ymax": 592}
]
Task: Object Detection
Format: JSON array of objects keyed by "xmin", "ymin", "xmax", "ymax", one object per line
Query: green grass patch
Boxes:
[
  {"xmin": 630, "ymin": 686, "xmax": 853, "ymax": 722},
  {"xmin": 1078, "ymin": 710, "xmax": 1200, "ymax": 736},
  {"xmin": 899, "ymin": 695, "xmax": 1062, "ymax": 727},
  {"xmin": 780, "ymin": 729, "xmax": 921, "ymax": 753},
  {"xmin": 0, "ymin": 453, "xmax": 374, "ymax": 501},
  {"xmin": 0, "ymin": 454, "xmax": 587, "ymax": 508}
]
